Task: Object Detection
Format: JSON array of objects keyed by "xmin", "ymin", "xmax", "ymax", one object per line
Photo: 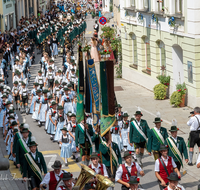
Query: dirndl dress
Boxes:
[
  {"xmin": 0, "ymin": 107, "xmax": 5, "ymax": 127},
  {"xmin": 63, "ymin": 96, "xmax": 73, "ymax": 114},
  {"xmin": 54, "ymin": 121, "xmax": 64, "ymax": 141},
  {"xmin": 71, "ymin": 127, "xmax": 76, "ymax": 152},
  {"xmin": 47, "ymin": 109, "xmax": 56, "ymax": 135},
  {"xmin": 45, "ymin": 105, "xmax": 50, "ymax": 131},
  {"xmin": 6, "ymin": 133, "xmax": 12, "ymax": 154},
  {"xmin": 111, "ymin": 129, "xmax": 123, "ymax": 151},
  {"xmin": 39, "ymin": 97, "xmax": 48, "ymax": 122},
  {"xmin": 53, "ymin": 43, "xmax": 58, "ymax": 56},
  {"xmin": 29, "ymin": 90, "xmax": 36, "ymax": 114},
  {"xmin": 121, "ymin": 128, "xmax": 129, "ymax": 147},
  {"xmin": 60, "ymin": 134, "xmax": 72, "ymax": 158}
]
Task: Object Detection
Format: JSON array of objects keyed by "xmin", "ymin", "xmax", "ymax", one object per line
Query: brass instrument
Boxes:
[
  {"xmin": 95, "ymin": 175, "xmax": 115, "ymax": 190},
  {"xmin": 73, "ymin": 164, "xmax": 96, "ymax": 190},
  {"xmin": 175, "ymin": 186, "xmax": 182, "ymax": 190}
]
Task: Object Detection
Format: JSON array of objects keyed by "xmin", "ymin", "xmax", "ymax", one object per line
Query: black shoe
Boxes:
[
  {"xmin": 188, "ymin": 162, "xmax": 193, "ymax": 166},
  {"xmin": 72, "ymin": 155, "xmax": 75, "ymax": 159},
  {"xmin": 76, "ymin": 158, "xmax": 79, "ymax": 163},
  {"xmin": 65, "ymin": 163, "xmax": 68, "ymax": 166},
  {"xmin": 50, "ymin": 137, "xmax": 53, "ymax": 140}
]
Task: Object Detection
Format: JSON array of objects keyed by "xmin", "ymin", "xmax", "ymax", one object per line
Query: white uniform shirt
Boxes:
[
  {"xmin": 91, "ymin": 163, "xmax": 108, "ymax": 177},
  {"xmin": 12, "ymin": 86, "xmax": 19, "ymax": 95},
  {"xmin": 155, "ymin": 156, "xmax": 177, "ymax": 172},
  {"xmin": 187, "ymin": 115, "xmax": 200, "ymax": 131},
  {"xmin": 40, "ymin": 170, "xmax": 64, "ymax": 185},
  {"xmin": 46, "ymin": 71, "xmax": 55, "ymax": 80},
  {"xmin": 166, "ymin": 184, "xmax": 185, "ymax": 190},
  {"xmin": 19, "ymin": 87, "xmax": 29, "ymax": 96},
  {"xmin": 35, "ymin": 75, "xmax": 46, "ymax": 84},
  {"xmin": 196, "ymin": 154, "xmax": 200, "ymax": 166},
  {"xmin": 115, "ymin": 162, "xmax": 143, "ymax": 182}
]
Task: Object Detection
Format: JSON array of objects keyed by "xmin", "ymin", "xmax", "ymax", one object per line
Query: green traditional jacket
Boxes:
[
  {"xmin": 129, "ymin": 119, "xmax": 149, "ymax": 143},
  {"xmin": 16, "ymin": 136, "xmax": 32, "ymax": 165},
  {"xmin": 164, "ymin": 136, "xmax": 188, "ymax": 162},
  {"xmin": 75, "ymin": 123, "xmax": 93, "ymax": 147},
  {"xmin": 147, "ymin": 127, "xmax": 168, "ymax": 152},
  {"xmin": 59, "ymin": 37, "xmax": 65, "ymax": 47},
  {"xmin": 99, "ymin": 141, "xmax": 122, "ymax": 167},
  {"xmin": 23, "ymin": 151, "xmax": 47, "ymax": 178}
]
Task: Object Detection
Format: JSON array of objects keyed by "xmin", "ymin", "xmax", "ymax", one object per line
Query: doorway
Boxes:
[{"xmin": 172, "ymin": 45, "xmax": 184, "ymax": 91}]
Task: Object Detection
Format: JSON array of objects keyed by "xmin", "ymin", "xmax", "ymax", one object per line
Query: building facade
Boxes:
[
  {"xmin": 0, "ymin": 0, "xmax": 16, "ymax": 32},
  {"xmin": 120, "ymin": 0, "xmax": 200, "ymax": 108},
  {"xmin": 113, "ymin": 0, "xmax": 121, "ymax": 30}
]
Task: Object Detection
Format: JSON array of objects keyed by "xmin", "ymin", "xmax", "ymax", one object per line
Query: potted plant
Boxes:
[
  {"xmin": 81, "ymin": 44, "xmax": 91, "ymax": 52},
  {"xmin": 138, "ymin": 12, "xmax": 144, "ymax": 23},
  {"xmin": 157, "ymin": 75, "xmax": 170, "ymax": 98},
  {"xmin": 170, "ymin": 83, "xmax": 187, "ymax": 107},
  {"xmin": 153, "ymin": 84, "xmax": 167, "ymax": 100},
  {"xmin": 168, "ymin": 17, "xmax": 176, "ymax": 27},
  {"xmin": 152, "ymin": 14, "xmax": 158, "ymax": 23}
]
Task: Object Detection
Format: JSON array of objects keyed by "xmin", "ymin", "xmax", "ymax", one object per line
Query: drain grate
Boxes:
[{"xmin": 114, "ymin": 86, "xmax": 124, "ymax": 91}]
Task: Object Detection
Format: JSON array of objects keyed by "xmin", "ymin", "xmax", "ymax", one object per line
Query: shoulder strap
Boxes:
[
  {"xmin": 125, "ymin": 166, "xmax": 131, "ymax": 177},
  {"xmin": 159, "ymin": 158, "xmax": 169, "ymax": 177},
  {"xmin": 195, "ymin": 116, "xmax": 200, "ymax": 131}
]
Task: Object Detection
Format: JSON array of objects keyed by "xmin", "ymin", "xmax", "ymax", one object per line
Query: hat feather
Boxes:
[
  {"xmin": 31, "ymin": 136, "xmax": 36, "ymax": 142},
  {"xmin": 172, "ymin": 119, "xmax": 177, "ymax": 126},
  {"xmin": 137, "ymin": 106, "xmax": 141, "ymax": 111},
  {"xmin": 24, "ymin": 123, "xmax": 29, "ymax": 129},
  {"xmin": 23, "ymin": 117, "xmax": 26, "ymax": 123},
  {"xmin": 156, "ymin": 111, "xmax": 161, "ymax": 118}
]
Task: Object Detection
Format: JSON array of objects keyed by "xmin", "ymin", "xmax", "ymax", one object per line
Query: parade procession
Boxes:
[{"xmin": 1, "ymin": 0, "xmax": 200, "ymax": 190}]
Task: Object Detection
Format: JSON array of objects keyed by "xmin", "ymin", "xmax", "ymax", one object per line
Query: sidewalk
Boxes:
[{"xmin": 114, "ymin": 77, "xmax": 200, "ymax": 188}]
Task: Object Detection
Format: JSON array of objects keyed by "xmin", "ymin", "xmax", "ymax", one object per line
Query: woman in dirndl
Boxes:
[
  {"xmin": 32, "ymin": 89, "xmax": 42, "ymax": 121},
  {"xmin": 38, "ymin": 89, "xmax": 48, "ymax": 126},
  {"xmin": 0, "ymin": 95, "xmax": 6, "ymax": 128},
  {"xmin": 61, "ymin": 86, "xmax": 73, "ymax": 114},
  {"xmin": 45, "ymin": 94, "xmax": 53, "ymax": 131},
  {"xmin": 47, "ymin": 100, "xmax": 57, "ymax": 140},
  {"xmin": 52, "ymin": 34, "xmax": 58, "ymax": 57},
  {"xmin": 29, "ymin": 83, "xmax": 38, "ymax": 114},
  {"xmin": 54, "ymin": 105, "xmax": 65, "ymax": 142},
  {"xmin": 59, "ymin": 127, "xmax": 72, "ymax": 166},
  {"xmin": 111, "ymin": 119, "xmax": 123, "ymax": 151}
]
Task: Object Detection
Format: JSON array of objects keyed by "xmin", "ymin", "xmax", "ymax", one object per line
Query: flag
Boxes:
[
  {"xmin": 88, "ymin": 59, "xmax": 100, "ymax": 129},
  {"xmin": 76, "ymin": 46, "xmax": 84, "ymax": 123},
  {"xmin": 100, "ymin": 60, "xmax": 116, "ymax": 137}
]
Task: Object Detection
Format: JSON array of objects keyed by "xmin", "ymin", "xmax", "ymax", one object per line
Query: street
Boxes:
[{"xmin": 3, "ymin": 15, "xmax": 200, "ymax": 190}]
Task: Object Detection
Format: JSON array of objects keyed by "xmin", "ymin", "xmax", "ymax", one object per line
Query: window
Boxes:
[
  {"xmin": 175, "ymin": 0, "xmax": 182, "ymax": 14},
  {"xmin": 131, "ymin": 0, "xmax": 135, "ymax": 7},
  {"xmin": 143, "ymin": 0, "xmax": 148, "ymax": 9},
  {"xmin": 144, "ymin": 37, "xmax": 151, "ymax": 70},
  {"xmin": 5, "ymin": 15, "xmax": 8, "ymax": 31},
  {"xmin": 157, "ymin": 0, "xmax": 164, "ymax": 12},
  {"xmin": 9, "ymin": 14, "xmax": 13, "ymax": 29},
  {"xmin": 131, "ymin": 34, "xmax": 137, "ymax": 64},
  {"xmin": 158, "ymin": 41, "xmax": 166, "ymax": 75}
]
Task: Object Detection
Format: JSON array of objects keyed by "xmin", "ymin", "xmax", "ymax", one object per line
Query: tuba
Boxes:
[
  {"xmin": 95, "ymin": 174, "xmax": 115, "ymax": 190},
  {"xmin": 73, "ymin": 164, "xmax": 96, "ymax": 190}
]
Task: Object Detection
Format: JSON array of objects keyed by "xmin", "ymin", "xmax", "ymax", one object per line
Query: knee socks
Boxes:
[{"xmin": 189, "ymin": 151, "xmax": 194, "ymax": 163}]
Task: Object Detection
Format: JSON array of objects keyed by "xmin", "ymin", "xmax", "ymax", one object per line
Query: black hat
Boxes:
[
  {"xmin": 61, "ymin": 127, "xmax": 68, "ymax": 131},
  {"xmin": 11, "ymin": 121, "xmax": 18, "ymax": 126},
  {"xmin": 51, "ymin": 160, "xmax": 62, "ymax": 169},
  {"xmin": 123, "ymin": 151, "xmax": 132, "ymax": 158},
  {"xmin": 90, "ymin": 152, "xmax": 100, "ymax": 159},
  {"xmin": 28, "ymin": 141, "xmax": 38, "ymax": 147},
  {"xmin": 60, "ymin": 172, "xmax": 73, "ymax": 181},
  {"xmin": 57, "ymin": 105, "xmax": 64, "ymax": 110},
  {"xmin": 159, "ymin": 144, "xmax": 168, "ymax": 151},
  {"xmin": 21, "ymin": 128, "xmax": 29, "ymax": 133},
  {"xmin": 84, "ymin": 183, "xmax": 95, "ymax": 190},
  {"xmin": 128, "ymin": 176, "xmax": 140, "ymax": 184},
  {"xmin": 33, "ymin": 82, "xmax": 39, "ymax": 86},
  {"xmin": 117, "ymin": 103, "xmax": 122, "ymax": 108},
  {"xmin": 134, "ymin": 111, "xmax": 143, "ymax": 116},
  {"xmin": 38, "ymin": 70, "xmax": 42, "ymax": 73},
  {"xmin": 167, "ymin": 172, "xmax": 181, "ymax": 181},
  {"xmin": 19, "ymin": 123, "xmax": 24, "ymax": 128},
  {"xmin": 14, "ymin": 81, "xmax": 18, "ymax": 85},
  {"xmin": 169, "ymin": 126, "xmax": 179, "ymax": 132},
  {"xmin": 153, "ymin": 117, "xmax": 163, "ymax": 123}
]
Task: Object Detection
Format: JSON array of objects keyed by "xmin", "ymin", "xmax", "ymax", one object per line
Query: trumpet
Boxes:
[
  {"xmin": 73, "ymin": 164, "xmax": 96, "ymax": 190},
  {"xmin": 175, "ymin": 186, "xmax": 182, "ymax": 190}
]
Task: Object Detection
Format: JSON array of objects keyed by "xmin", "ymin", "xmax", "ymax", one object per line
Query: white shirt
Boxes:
[
  {"xmin": 40, "ymin": 170, "xmax": 64, "ymax": 185},
  {"xmin": 171, "ymin": 136, "xmax": 177, "ymax": 143},
  {"xmin": 115, "ymin": 162, "xmax": 143, "ymax": 182},
  {"xmin": 155, "ymin": 156, "xmax": 177, "ymax": 172},
  {"xmin": 187, "ymin": 115, "xmax": 200, "ymax": 131},
  {"xmin": 166, "ymin": 184, "xmax": 185, "ymax": 190},
  {"xmin": 91, "ymin": 163, "xmax": 108, "ymax": 177},
  {"xmin": 31, "ymin": 152, "xmax": 36, "ymax": 159}
]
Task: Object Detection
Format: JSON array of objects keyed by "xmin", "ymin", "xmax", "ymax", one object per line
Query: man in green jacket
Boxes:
[
  {"xmin": 75, "ymin": 119, "xmax": 93, "ymax": 165},
  {"xmin": 16, "ymin": 125, "xmax": 32, "ymax": 173},
  {"xmin": 99, "ymin": 131, "xmax": 122, "ymax": 185},
  {"xmin": 23, "ymin": 137, "xmax": 47, "ymax": 190},
  {"xmin": 147, "ymin": 115, "xmax": 168, "ymax": 161},
  {"xmin": 165, "ymin": 124, "xmax": 188, "ymax": 171},
  {"xmin": 129, "ymin": 110, "xmax": 149, "ymax": 167}
]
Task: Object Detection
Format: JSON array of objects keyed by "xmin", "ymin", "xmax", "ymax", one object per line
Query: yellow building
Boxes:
[{"xmin": 120, "ymin": 0, "xmax": 200, "ymax": 108}]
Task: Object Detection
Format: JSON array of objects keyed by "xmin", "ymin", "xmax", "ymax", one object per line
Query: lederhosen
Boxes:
[
  {"xmin": 13, "ymin": 86, "xmax": 20, "ymax": 101},
  {"xmin": 38, "ymin": 77, "xmax": 44, "ymax": 89},
  {"xmin": 21, "ymin": 88, "xmax": 28, "ymax": 104},
  {"xmin": 48, "ymin": 73, "xmax": 54, "ymax": 88}
]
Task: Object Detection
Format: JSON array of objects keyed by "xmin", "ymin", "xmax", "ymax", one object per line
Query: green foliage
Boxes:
[
  {"xmin": 176, "ymin": 83, "xmax": 187, "ymax": 96},
  {"xmin": 170, "ymin": 91, "xmax": 183, "ymax": 107},
  {"xmin": 82, "ymin": 44, "xmax": 91, "ymax": 52},
  {"xmin": 100, "ymin": 26, "xmax": 115, "ymax": 39},
  {"xmin": 110, "ymin": 5, "xmax": 113, "ymax": 12},
  {"xmin": 153, "ymin": 84, "xmax": 167, "ymax": 100},
  {"xmin": 157, "ymin": 75, "xmax": 170, "ymax": 86},
  {"xmin": 115, "ymin": 62, "xmax": 122, "ymax": 78}
]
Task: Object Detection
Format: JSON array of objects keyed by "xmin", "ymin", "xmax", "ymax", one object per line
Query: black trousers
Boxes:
[
  {"xmin": 106, "ymin": 165, "xmax": 117, "ymax": 179},
  {"xmin": 175, "ymin": 161, "xmax": 181, "ymax": 171},
  {"xmin": 158, "ymin": 181, "xmax": 169, "ymax": 190}
]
